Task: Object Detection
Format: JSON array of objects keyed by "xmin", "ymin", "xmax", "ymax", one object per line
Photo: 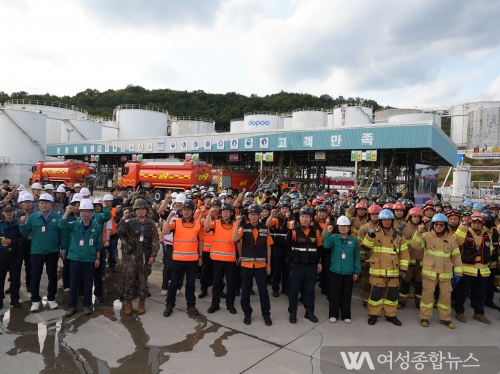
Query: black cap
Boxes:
[{"xmin": 2, "ymin": 204, "xmax": 16, "ymax": 212}]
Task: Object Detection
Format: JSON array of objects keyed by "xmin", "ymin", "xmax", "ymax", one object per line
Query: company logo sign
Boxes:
[{"xmin": 248, "ymin": 120, "xmax": 270, "ymax": 127}]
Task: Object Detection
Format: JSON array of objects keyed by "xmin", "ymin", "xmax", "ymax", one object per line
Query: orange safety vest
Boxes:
[
  {"xmin": 210, "ymin": 220, "xmax": 236, "ymax": 262},
  {"xmin": 201, "ymin": 214, "xmax": 220, "ymax": 252},
  {"xmin": 172, "ymin": 218, "xmax": 200, "ymax": 261},
  {"xmin": 110, "ymin": 208, "xmax": 117, "ymax": 235}
]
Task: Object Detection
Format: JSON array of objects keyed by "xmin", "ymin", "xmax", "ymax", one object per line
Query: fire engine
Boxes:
[{"xmin": 32, "ymin": 160, "xmax": 90, "ymax": 188}]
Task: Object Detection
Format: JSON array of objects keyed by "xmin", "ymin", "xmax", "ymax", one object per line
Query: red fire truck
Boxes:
[{"xmin": 32, "ymin": 160, "xmax": 91, "ymax": 188}]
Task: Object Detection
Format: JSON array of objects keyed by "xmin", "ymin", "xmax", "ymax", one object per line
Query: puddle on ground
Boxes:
[{"xmin": 1, "ymin": 261, "xmax": 245, "ymax": 373}]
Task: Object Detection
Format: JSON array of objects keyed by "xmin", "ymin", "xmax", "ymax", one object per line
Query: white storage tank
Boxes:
[
  {"xmin": 374, "ymin": 108, "xmax": 422, "ymax": 123},
  {"xmin": 230, "ymin": 119, "xmax": 244, "ymax": 133},
  {"xmin": 450, "ymin": 101, "xmax": 500, "ymax": 148},
  {"xmin": 452, "ymin": 165, "xmax": 471, "ymax": 197},
  {"xmin": 46, "ymin": 118, "xmax": 62, "ymax": 144},
  {"xmin": 116, "ymin": 104, "xmax": 169, "ymax": 140},
  {"xmin": 170, "ymin": 117, "xmax": 216, "ymax": 136},
  {"xmin": 388, "ymin": 112, "xmax": 441, "ymax": 127},
  {"xmin": 61, "ymin": 119, "xmax": 103, "ymax": 142},
  {"xmin": 4, "ymin": 99, "xmax": 88, "ymax": 120},
  {"xmin": 333, "ymin": 105, "xmax": 373, "ymax": 127},
  {"xmin": 101, "ymin": 121, "xmax": 119, "ymax": 141},
  {"xmin": 326, "ymin": 111, "xmax": 334, "ymax": 128},
  {"xmin": 467, "ymin": 106, "xmax": 500, "ymax": 149},
  {"xmin": 292, "ymin": 108, "xmax": 326, "ymax": 130},
  {"xmin": 0, "ymin": 108, "xmax": 46, "ymax": 164},
  {"xmin": 243, "ymin": 112, "xmax": 279, "ymax": 132},
  {"xmin": 281, "ymin": 114, "xmax": 293, "ymax": 130}
]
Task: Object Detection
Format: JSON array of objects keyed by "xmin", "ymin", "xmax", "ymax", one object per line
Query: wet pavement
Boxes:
[{"xmin": 1, "ymin": 251, "xmax": 500, "ymax": 374}]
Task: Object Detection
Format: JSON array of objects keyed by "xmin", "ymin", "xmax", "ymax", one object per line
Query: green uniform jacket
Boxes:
[
  {"xmin": 19, "ymin": 211, "xmax": 67, "ymax": 255},
  {"xmin": 323, "ymin": 233, "xmax": 361, "ymax": 276},
  {"xmin": 93, "ymin": 207, "xmax": 112, "ymax": 226},
  {"xmin": 59, "ymin": 217, "xmax": 103, "ymax": 262}
]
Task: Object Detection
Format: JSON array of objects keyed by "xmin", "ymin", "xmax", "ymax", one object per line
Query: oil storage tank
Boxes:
[
  {"xmin": 0, "ymin": 107, "xmax": 46, "ymax": 164},
  {"xmin": 333, "ymin": 104, "xmax": 372, "ymax": 127},
  {"xmin": 466, "ymin": 106, "xmax": 500, "ymax": 149},
  {"xmin": 230, "ymin": 119, "xmax": 244, "ymax": 133},
  {"xmin": 116, "ymin": 104, "xmax": 169, "ymax": 140},
  {"xmin": 281, "ymin": 114, "xmax": 293, "ymax": 130},
  {"xmin": 61, "ymin": 119, "xmax": 103, "ymax": 142},
  {"xmin": 243, "ymin": 112, "xmax": 279, "ymax": 132},
  {"xmin": 101, "ymin": 121, "xmax": 119, "ymax": 141},
  {"xmin": 449, "ymin": 101, "xmax": 500, "ymax": 147},
  {"xmin": 171, "ymin": 117, "xmax": 216, "ymax": 136},
  {"xmin": 388, "ymin": 112, "xmax": 441, "ymax": 127},
  {"xmin": 292, "ymin": 108, "xmax": 326, "ymax": 130}
]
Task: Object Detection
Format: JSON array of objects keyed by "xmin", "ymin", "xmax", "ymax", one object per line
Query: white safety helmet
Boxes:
[
  {"xmin": 21, "ymin": 193, "xmax": 35, "ymax": 202},
  {"xmin": 336, "ymin": 216, "xmax": 351, "ymax": 226},
  {"xmin": 39, "ymin": 193, "xmax": 54, "ymax": 203},
  {"xmin": 17, "ymin": 184, "xmax": 26, "ymax": 191},
  {"xmin": 93, "ymin": 198, "xmax": 103, "ymax": 205},
  {"xmin": 103, "ymin": 194, "xmax": 113, "ymax": 201},
  {"xmin": 175, "ymin": 193, "xmax": 186, "ymax": 203},
  {"xmin": 79, "ymin": 199, "xmax": 94, "ymax": 210},
  {"xmin": 80, "ymin": 188, "xmax": 90, "ymax": 196},
  {"xmin": 56, "ymin": 186, "xmax": 66, "ymax": 193},
  {"xmin": 44, "ymin": 184, "xmax": 55, "ymax": 190},
  {"xmin": 73, "ymin": 183, "xmax": 82, "ymax": 188},
  {"xmin": 71, "ymin": 193, "xmax": 83, "ymax": 204},
  {"xmin": 31, "ymin": 183, "xmax": 42, "ymax": 190}
]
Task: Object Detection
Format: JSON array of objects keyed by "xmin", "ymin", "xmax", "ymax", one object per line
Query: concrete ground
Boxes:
[{"xmin": 1, "ymin": 249, "xmax": 500, "ymax": 373}]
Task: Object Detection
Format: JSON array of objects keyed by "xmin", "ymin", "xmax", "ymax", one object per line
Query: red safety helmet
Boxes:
[
  {"xmin": 355, "ymin": 202, "xmax": 367, "ymax": 210},
  {"xmin": 470, "ymin": 213, "xmax": 484, "ymax": 223},
  {"xmin": 368, "ymin": 205, "xmax": 382, "ymax": 214},
  {"xmin": 383, "ymin": 203, "xmax": 394, "ymax": 211},
  {"xmin": 393, "ymin": 202, "xmax": 405, "ymax": 211},
  {"xmin": 446, "ymin": 210, "xmax": 461, "ymax": 218},
  {"xmin": 407, "ymin": 207, "xmax": 423, "ymax": 218}
]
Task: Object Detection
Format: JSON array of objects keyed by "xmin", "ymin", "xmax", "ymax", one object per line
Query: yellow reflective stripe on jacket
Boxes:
[
  {"xmin": 424, "ymin": 249, "xmax": 451, "ymax": 258},
  {"xmin": 400, "ymin": 243, "xmax": 408, "ymax": 252},
  {"xmin": 455, "ymin": 227, "xmax": 467, "ymax": 238},
  {"xmin": 369, "ymin": 268, "xmax": 399, "ymax": 277},
  {"xmin": 409, "ymin": 259, "xmax": 417, "ymax": 265},
  {"xmin": 413, "ymin": 233, "xmax": 424, "ymax": 244},
  {"xmin": 399, "ymin": 260, "xmax": 409, "ymax": 267},
  {"xmin": 422, "ymin": 269, "xmax": 437, "ymax": 278},
  {"xmin": 462, "ymin": 266, "xmax": 491, "ymax": 277},
  {"xmin": 373, "ymin": 247, "xmax": 397, "ymax": 254},
  {"xmin": 362, "ymin": 237, "xmax": 374, "ymax": 248},
  {"xmin": 439, "ymin": 273, "xmax": 453, "ymax": 279},
  {"xmin": 451, "ymin": 247, "xmax": 460, "ymax": 257},
  {"xmin": 406, "ymin": 239, "xmax": 412, "ymax": 245},
  {"xmin": 454, "ymin": 266, "xmax": 463, "ymax": 274},
  {"xmin": 384, "ymin": 299, "xmax": 398, "ymax": 306}
]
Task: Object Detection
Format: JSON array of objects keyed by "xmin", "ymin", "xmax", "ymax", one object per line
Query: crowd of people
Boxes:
[{"xmin": 1, "ymin": 178, "xmax": 499, "ymax": 328}]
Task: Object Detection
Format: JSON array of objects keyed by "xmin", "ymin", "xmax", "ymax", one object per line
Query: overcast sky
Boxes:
[{"xmin": 1, "ymin": 0, "xmax": 500, "ymax": 108}]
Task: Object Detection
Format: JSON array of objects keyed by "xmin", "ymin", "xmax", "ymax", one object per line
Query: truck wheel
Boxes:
[
  {"xmin": 127, "ymin": 188, "xmax": 134, "ymax": 197},
  {"xmin": 153, "ymin": 189, "xmax": 164, "ymax": 203}
]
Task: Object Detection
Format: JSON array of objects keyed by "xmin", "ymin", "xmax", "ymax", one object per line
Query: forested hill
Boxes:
[{"xmin": 0, "ymin": 85, "xmax": 384, "ymax": 132}]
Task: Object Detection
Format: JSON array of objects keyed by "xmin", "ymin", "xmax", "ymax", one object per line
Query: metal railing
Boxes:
[
  {"xmin": 244, "ymin": 111, "xmax": 279, "ymax": 116},
  {"xmin": 172, "ymin": 116, "xmax": 215, "ymax": 124},
  {"xmin": 292, "ymin": 107, "xmax": 326, "ymax": 113},
  {"xmin": 4, "ymin": 99, "xmax": 88, "ymax": 114},
  {"xmin": 115, "ymin": 104, "xmax": 168, "ymax": 113},
  {"xmin": 0, "ymin": 156, "xmax": 11, "ymax": 164},
  {"xmin": 87, "ymin": 116, "xmax": 114, "ymax": 123}
]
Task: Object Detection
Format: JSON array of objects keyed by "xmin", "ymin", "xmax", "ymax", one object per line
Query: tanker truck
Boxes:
[{"xmin": 32, "ymin": 160, "xmax": 91, "ymax": 188}]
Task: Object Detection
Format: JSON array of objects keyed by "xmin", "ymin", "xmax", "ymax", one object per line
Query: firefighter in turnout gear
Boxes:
[
  {"xmin": 399, "ymin": 207, "xmax": 424, "ymax": 308},
  {"xmin": 363, "ymin": 209, "xmax": 410, "ymax": 326},
  {"xmin": 116, "ymin": 199, "xmax": 160, "ymax": 316},
  {"xmin": 453, "ymin": 213, "xmax": 494, "ymax": 324},
  {"xmin": 482, "ymin": 210, "xmax": 500, "ymax": 310},
  {"xmin": 411, "ymin": 213, "xmax": 463, "ymax": 329},
  {"xmin": 358, "ymin": 204, "xmax": 381, "ymax": 307}
]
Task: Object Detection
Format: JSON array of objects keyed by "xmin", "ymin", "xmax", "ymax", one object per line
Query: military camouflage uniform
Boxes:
[{"xmin": 117, "ymin": 216, "xmax": 159, "ymax": 299}]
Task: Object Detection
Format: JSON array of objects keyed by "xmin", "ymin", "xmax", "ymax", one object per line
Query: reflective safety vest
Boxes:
[
  {"xmin": 241, "ymin": 223, "xmax": 268, "ymax": 263},
  {"xmin": 172, "ymin": 218, "xmax": 200, "ymax": 261},
  {"xmin": 290, "ymin": 226, "xmax": 319, "ymax": 265},
  {"xmin": 210, "ymin": 220, "xmax": 236, "ymax": 262},
  {"xmin": 460, "ymin": 229, "xmax": 492, "ymax": 277},
  {"xmin": 202, "ymin": 214, "xmax": 220, "ymax": 252},
  {"xmin": 109, "ymin": 208, "xmax": 117, "ymax": 235}
]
